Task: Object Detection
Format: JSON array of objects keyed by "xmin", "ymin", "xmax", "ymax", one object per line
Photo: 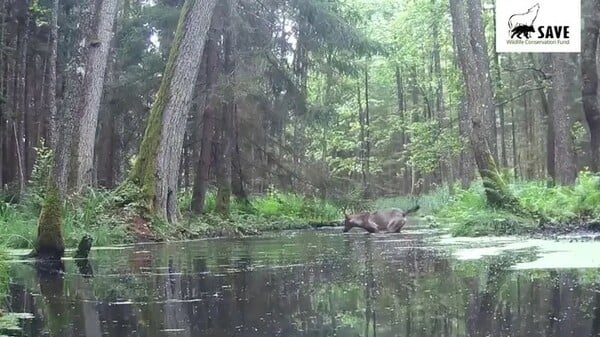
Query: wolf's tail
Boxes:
[{"xmin": 403, "ymin": 205, "xmax": 420, "ymax": 216}]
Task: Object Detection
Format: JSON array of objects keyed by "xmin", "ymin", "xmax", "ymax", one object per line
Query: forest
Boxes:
[{"xmin": 0, "ymin": 0, "xmax": 598, "ymax": 254}]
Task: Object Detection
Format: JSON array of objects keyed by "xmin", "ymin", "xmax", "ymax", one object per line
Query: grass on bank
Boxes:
[
  {"xmin": 0, "ymin": 144, "xmax": 342, "ymax": 250},
  {"xmin": 372, "ymin": 170, "xmax": 600, "ymax": 237},
  {"xmin": 0, "ymin": 187, "xmax": 343, "ymax": 250}
]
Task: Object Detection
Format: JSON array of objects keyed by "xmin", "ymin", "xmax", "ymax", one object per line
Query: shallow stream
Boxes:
[{"xmin": 6, "ymin": 223, "xmax": 600, "ymax": 337}]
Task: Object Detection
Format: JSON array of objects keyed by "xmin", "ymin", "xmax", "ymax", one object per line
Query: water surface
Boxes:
[{"xmin": 6, "ymin": 225, "xmax": 600, "ymax": 337}]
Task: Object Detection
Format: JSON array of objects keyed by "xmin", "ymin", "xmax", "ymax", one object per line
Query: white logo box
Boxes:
[{"xmin": 496, "ymin": 0, "xmax": 581, "ymax": 53}]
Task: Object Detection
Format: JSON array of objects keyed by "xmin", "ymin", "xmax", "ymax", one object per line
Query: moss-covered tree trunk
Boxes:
[
  {"xmin": 32, "ymin": 0, "xmax": 64, "ymax": 260},
  {"xmin": 449, "ymin": 0, "xmax": 518, "ymax": 208},
  {"xmin": 34, "ymin": 174, "xmax": 65, "ymax": 259},
  {"xmin": 127, "ymin": 0, "xmax": 217, "ymax": 223}
]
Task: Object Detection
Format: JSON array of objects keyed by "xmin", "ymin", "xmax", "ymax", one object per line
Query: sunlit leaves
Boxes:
[{"xmin": 404, "ymin": 119, "xmax": 463, "ymax": 173}]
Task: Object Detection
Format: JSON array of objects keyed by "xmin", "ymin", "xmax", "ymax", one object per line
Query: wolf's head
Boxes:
[{"xmin": 528, "ymin": 3, "xmax": 540, "ymax": 14}]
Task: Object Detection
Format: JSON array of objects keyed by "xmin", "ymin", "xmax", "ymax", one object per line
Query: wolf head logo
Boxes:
[{"xmin": 508, "ymin": 3, "xmax": 540, "ymax": 39}]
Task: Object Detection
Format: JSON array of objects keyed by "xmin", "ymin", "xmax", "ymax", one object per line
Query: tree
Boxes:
[
  {"xmin": 449, "ymin": 0, "xmax": 516, "ymax": 207},
  {"xmin": 550, "ymin": 53, "xmax": 577, "ymax": 185},
  {"xmin": 75, "ymin": 0, "xmax": 120, "ymax": 190},
  {"xmin": 125, "ymin": 0, "xmax": 218, "ymax": 223},
  {"xmin": 214, "ymin": 0, "xmax": 236, "ymax": 216},
  {"xmin": 55, "ymin": 0, "xmax": 96, "ymax": 196},
  {"xmin": 32, "ymin": 0, "xmax": 64, "ymax": 260},
  {"xmin": 190, "ymin": 20, "xmax": 219, "ymax": 214},
  {"xmin": 582, "ymin": 0, "xmax": 600, "ymax": 171}
]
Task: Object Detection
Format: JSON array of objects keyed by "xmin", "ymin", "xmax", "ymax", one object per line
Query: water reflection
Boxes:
[{"xmin": 5, "ymin": 230, "xmax": 600, "ymax": 337}]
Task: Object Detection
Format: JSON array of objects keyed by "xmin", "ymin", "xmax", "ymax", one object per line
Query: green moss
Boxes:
[
  {"xmin": 34, "ymin": 177, "xmax": 65, "ymax": 258},
  {"xmin": 125, "ymin": 0, "xmax": 194, "ymax": 215},
  {"xmin": 215, "ymin": 186, "xmax": 231, "ymax": 217}
]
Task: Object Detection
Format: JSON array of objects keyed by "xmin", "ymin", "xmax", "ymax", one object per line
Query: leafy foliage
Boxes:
[{"xmin": 405, "ymin": 120, "xmax": 463, "ymax": 173}]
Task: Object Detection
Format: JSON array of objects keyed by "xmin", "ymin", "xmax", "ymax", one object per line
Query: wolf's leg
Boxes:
[
  {"xmin": 366, "ymin": 219, "xmax": 380, "ymax": 233},
  {"xmin": 387, "ymin": 218, "xmax": 406, "ymax": 233}
]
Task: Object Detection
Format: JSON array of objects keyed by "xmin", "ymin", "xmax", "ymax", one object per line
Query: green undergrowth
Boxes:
[
  {"xmin": 0, "ymin": 186, "xmax": 342, "ymax": 250},
  {"xmin": 369, "ymin": 171, "xmax": 600, "ymax": 237},
  {"xmin": 0, "ymin": 188, "xmax": 132, "ymax": 249},
  {"xmin": 437, "ymin": 171, "xmax": 600, "ymax": 236},
  {"xmin": 173, "ymin": 189, "xmax": 342, "ymax": 239},
  {"xmin": 0, "ymin": 250, "xmax": 8, "ymax": 330},
  {"xmin": 0, "ymin": 144, "xmax": 342, "ymax": 250},
  {"xmin": 0, "ymin": 250, "xmax": 7, "ymax": 296},
  {"xmin": 435, "ymin": 183, "xmax": 537, "ymax": 236}
]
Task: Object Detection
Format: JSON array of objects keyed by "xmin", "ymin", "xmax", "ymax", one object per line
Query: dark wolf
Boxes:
[{"xmin": 342, "ymin": 205, "xmax": 420, "ymax": 233}]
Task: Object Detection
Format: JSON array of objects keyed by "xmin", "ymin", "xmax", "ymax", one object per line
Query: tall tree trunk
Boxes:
[
  {"xmin": 357, "ymin": 79, "xmax": 366, "ymax": 192},
  {"xmin": 432, "ymin": 8, "xmax": 450, "ymax": 186},
  {"xmin": 126, "ymin": 0, "xmax": 218, "ymax": 223},
  {"xmin": 491, "ymin": 6, "xmax": 507, "ymax": 168},
  {"xmin": 17, "ymin": 6, "xmax": 31, "ymax": 192},
  {"xmin": 550, "ymin": 54, "xmax": 577, "ymax": 185},
  {"xmin": 458, "ymin": 96, "xmax": 475, "ymax": 188},
  {"xmin": 231, "ymin": 105, "xmax": 250, "ymax": 206},
  {"xmin": 95, "ymin": 38, "xmax": 118, "ymax": 188},
  {"xmin": 449, "ymin": 0, "xmax": 516, "ymax": 207},
  {"xmin": 47, "ymin": 0, "xmax": 59, "ymax": 150},
  {"xmin": 582, "ymin": 0, "xmax": 600, "ymax": 171},
  {"xmin": 13, "ymin": 2, "xmax": 29, "ymax": 197},
  {"xmin": 395, "ymin": 64, "xmax": 406, "ymax": 192},
  {"xmin": 75, "ymin": 0, "xmax": 119, "ymax": 191},
  {"xmin": 364, "ymin": 65, "xmax": 371, "ymax": 197},
  {"xmin": 511, "ymin": 104, "xmax": 518, "ymax": 179},
  {"xmin": 55, "ymin": 1, "xmax": 96, "ymax": 196},
  {"xmin": 215, "ymin": 0, "xmax": 236, "ymax": 216},
  {"xmin": 526, "ymin": 53, "xmax": 554, "ymax": 182},
  {"xmin": 32, "ymin": 0, "xmax": 65, "ymax": 260},
  {"xmin": 191, "ymin": 11, "xmax": 221, "ymax": 214},
  {"xmin": 4, "ymin": 25, "xmax": 16, "ymax": 188},
  {"xmin": 0, "ymin": 0, "xmax": 5, "ymax": 188}
]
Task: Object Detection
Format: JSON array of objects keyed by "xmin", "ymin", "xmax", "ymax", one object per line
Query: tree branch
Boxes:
[
  {"xmin": 496, "ymin": 86, "xmax": 545, "ymax": 106},
  {"xmin": 502, "ymin": 66, "xmax": 549, "ymax": 80}
]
